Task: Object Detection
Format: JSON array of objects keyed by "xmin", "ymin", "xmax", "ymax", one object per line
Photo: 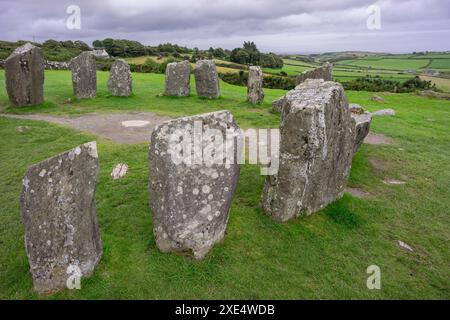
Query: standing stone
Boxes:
[
  {"xmin": 165, "ymin": 60, "xmax": 191, "ymax": 96},
  {"xmin": 5, "ymin": 43, "xmax": 44, "ymax": 107},
  {"xmin": 194, "ymin": 60, "xmax": 220, "ymax": 99},
  {"xmin": 70, "ymin": 52, "xmax": 96, "ymax": 99},
  {"xmin": 20, "ymin": 142, "xmax": 102, "ymax": 294},
  {"xmin": 247, "ymin": 66, "xmax": 264, "ymax": 104},
  {"xmin": 149, "ymin": 111, "xmax": 240, "ymax": 259},
  {"xmin": 107, "ymin": 59, "xmax": 132, "ymax": 96},
  {"xmin": 262, "ymin": 79, "xmax": 354, "ymax": 222},
  {"xmin": 272, "ymin": 96, "xmax": 286, "ymax": 112},
  {"xmin": 295, "ymin": 62, "xmax": 333, "ymax": 85},
  {"xmin": 351, "ymin": 113, "xmax": 372, "ymax": 153}
]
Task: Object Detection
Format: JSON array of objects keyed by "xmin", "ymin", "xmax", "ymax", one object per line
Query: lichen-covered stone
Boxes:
[
  {"xmin": 194, "ymin": 60, "xmax": 220, "ymax": 99},
  {"xmin": 107, "ymin": 59, "xmax": 132, "ymax": 96},
  {"xmin": 70, "ymin": 52, "xmax": 96, "ymax": 99},
  {"xmin": 295, "ymin": 62, "xmax": 333, "ymax": 85},
  {"xmin": 5, "ymin": 43, "xmax": 44, "ymax": 107},
  {"xmin": 272, "ymin": 96, "xmax": 286, "ymax": 112},
  {"xmin": 351, "ymin": 113, "xmax": 372, "ymax": 153},
  {"xmin": 20, "ymin": 142, "xmax": 102, "ymax": 294},
  {"xmin": 262, "ymin": 79, "xmax": 354, "ymax": 222},
  {"xmin": 149, "ymin": 111, "xmax": 240, "ymax": 259},
  {"xmin": 247, "ymin": 66, "xmax": 264, "ymax": 104},
  {"xmin": 371, "ymin": 108, "xmax": 395, "ymax": 116},
  {"xmin": 349, "ymin": 103, "xmax": 365, "ymax": 114},
  {"xmin": 165, "ymin": 60, "xmax": 191, "ymax": 96}
]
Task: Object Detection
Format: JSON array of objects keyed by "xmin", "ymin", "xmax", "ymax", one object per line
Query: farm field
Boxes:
[{"xmin": 0, "ymin": 70, "xmax": 449, "ymax": 299}]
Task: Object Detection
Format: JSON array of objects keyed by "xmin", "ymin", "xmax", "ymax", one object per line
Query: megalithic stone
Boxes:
[
  {"xmin": 20, "ymin": 142, "xmax": 102, "ymax": 294},
  {"xmin": 247, "ymin": 66, "xmax": 264, "ymax": 104},
  {"xmin": 165, "ymin": 60, "xmax": 191, "ymax": 97},
  {"xmin": 295, "ymin": 62, "xmax": 333, "ymax": 85},
  {"xmin": 70, "ymin": 52, "xmax": 97, "ymax": 99},
  {"xmin": 262, "ymin": 79, "xmax": 354, "ymax": 222},
  {"xmin": 107, "ymin": 59, "xmax": 132, "ymax": 96},
  {"xmin": 194, "ymin": 60, "xmax": 220, "ymax": 99},
  {"xmin": 351, "ymin": 113, "xmax": 372, "ymax": 154},
  {"xmin": 149, "ymin": 111, "xmax": 240, "ymax": 260},
  {"xmin": 5, "ymin": 43, "xmax": 44, "ymax": 107}
]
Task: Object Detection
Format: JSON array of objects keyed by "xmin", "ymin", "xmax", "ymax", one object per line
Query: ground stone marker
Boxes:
[
  {"xmin": 107, "ymin": 59, "xmax": 132, "ymax": 96},
  {"xmin": 295, "ymin": 62, "xmax": 333, "ymax": 85},
  {"xmin": 5, "ymin": 43, "xmax": 44, "ymax": 107},
  {"xmin": 262, "ymin": 79, "xmax": 354, "ymax": 222},
  {"xmin": 70, "ymin": 52, "xmax": 97, "ymax": 99},
  {"xmin": 194, "ymin": 60, "xmax": 220, "ymax": 99},
  {"xmin": 371, "ymin": 108, "xmax": 395, "ymax": 116},
  {"xmin": 247, "ymin": 66, "xmax": 264, "ymax": 104},
  {"xmin": 20, "ymin": 141, "xmax": 102, "ymax": 294},
  {"xmin": 165, "ymin": 60, "xmax": 191, "ymax": 96},
  {"xmin": 149, "ymin": 111, "xmax": 240, "ymax": 259}
]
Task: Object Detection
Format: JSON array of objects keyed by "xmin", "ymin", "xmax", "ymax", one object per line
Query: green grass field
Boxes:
[
  {"xmin": 336, "ymin": 58, "xmax": 431, "ymax": 70},
  {"xmin": 0, "ymin": 70, "xmax": 449, "ymax": 299}
]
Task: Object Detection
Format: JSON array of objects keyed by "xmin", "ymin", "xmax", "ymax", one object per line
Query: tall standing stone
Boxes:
[
  {"xmin": 20, "ymin": 142, "xmax": 102, "ymax": 294},
  {"xmin": 194, "ymin": 60, "xmax": 220, "ymax": 99},
  {"xmin": 165, "ymin": 60, "xmax": 191, "ymax": 96},
  {"xmin": 107, "ymin": 59, "xmax": 132, "ymax": 96},
  {"xmin": 70, "ymin": 52, "xmax": 97, "ymax": 99},
  {"xmin": 5, "ymin": 43, "xmax": 44, "ymax": 107},
  {"xmin": 295, "ymin": 62, "xmax": 333, "ymax": 85},
  {"xmin": 149, "ymin": 111, "xmax": 240, "ymax": 259},
  {"xmin": 262, "ymin": 79, "xmax": 354, "ymax": 222},
  {"xmin": 247, "ymin": 66, "xmax": 264, "ymax": 104}
]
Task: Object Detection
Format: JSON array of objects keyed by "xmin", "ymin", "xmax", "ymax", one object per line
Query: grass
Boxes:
[
  {"xmin": 0, "ymin": 70, "xmax": 449, "ymax": 299},
  {"xmin": 337, "ymin": 58, "xmax": 431, "ymax": 71}
]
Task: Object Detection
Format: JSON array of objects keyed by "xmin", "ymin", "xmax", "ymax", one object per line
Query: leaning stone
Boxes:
[
  {"xmin": 165, "ymin": 60, "xmax": 191, "ymax": 96},
  {"xmin": 70, "ymin": 52, "xmax": 97, "ymax": 99},
  {"xmin": 371, "ymin": 108, "xmax": 395, "ymax": 116},
  {"xmin": 107, "ymin": 59, "xmax": 132, "ymax": 96},
  {"xmin": 5, "ymin": 43, "xmax": 44, "ymax": 107},
  {"xmin": 262, "ymin": 79, "xmax": 354, "ymax": 222},
  {"xmin": 20, "ymin": 141, "xmax": 102, "ymax": 294},
  {"xmin": 194, "ymin": 60, "xmax": 220, "ymax": 99},
  {"xmin": 247, "ymin": 66, "xmax": 264, "ymax": 104},
  {"xmin": 295, "ymin": 62, "xmax": 333, "ymax": 85},
  {"xmin": 272, "ymin": 96, "xmax": 286, "ymax": 112},
  {"xmin": 351, "ymin": 113, "xmax": 372, "ymax": 153},
  {"xmin": 149, "ymin": 111, "xmax": 240, "ymax": 259}
]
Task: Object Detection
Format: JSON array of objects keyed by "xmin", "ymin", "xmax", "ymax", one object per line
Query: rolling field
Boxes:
[{"xmin": 0, "ymin": 70, "xmax": 449, "ymax": 299}]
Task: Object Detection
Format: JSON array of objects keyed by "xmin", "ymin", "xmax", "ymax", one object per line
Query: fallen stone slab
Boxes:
[
  {"xmin": 383, "ymin": 178, "xmax": 405, "ymax": 185},
  {"xmin": 5, "ymin": 43, "xmax": 44, "ymax": 107},
  {"xmin": 149, "ymin": 110, "xmax": 240, "ymax": 259},
  {"xmin": 107, "ymin": 59, "xmax": 132, "ymax": 96},
  {"xmin": 70, "ymin": 52, "xmax": 97, "ymax": 99},
  {"xmin": 20, "ymin": 141, "xmax": 102, "ymax": 294},
  {"xmin": 194, "ymin": 60, "xmax": 220, "ymax": 99},
  {"xmin": 247, "ymin": 66, "xmax": 264, "ymax": 104},
  {"xmin": 262, "ymin": 79, "xmax": 354, "ymax": 222},
  {"xmin": 397, "ymin": 240, "xmax": 414, "ymax": 252},
  {"xmin": 371, "ymin": 108, "xmax": 395, "ymax": 116},
  {"xmin": 165, "ymin": 60, "xmax": 191, "ymax": 97},
  {"xmin": 295, "ymin": 62, "xmax": 333, "ymax": 85}
]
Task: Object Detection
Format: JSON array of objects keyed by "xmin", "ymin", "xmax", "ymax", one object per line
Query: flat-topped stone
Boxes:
[
  {"xmin": 108, "ymin": 59, "xmax": 132, "ymax": 96},
  {"xmin": 165, "ymin": 60, "xmax": 191, "ymax": 96},
  {"xmin": 70, "ymin": 52, "xmax": 97, "ymax": 99},
  {"xmin": 194, "ymin": 60, "xmax": 220, "ymax": 99}
]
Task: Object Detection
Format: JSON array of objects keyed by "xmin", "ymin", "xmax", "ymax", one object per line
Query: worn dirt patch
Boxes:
[
  {"xmin": 345, "ymin": 187, "xmax": 373, "ymax": 198},
  {"xmin": 369, "ymin": 158, "xmax": 390, "ymax": 172},
  {"xmin": 364, "ymin": 132, "xmax": 393, "ymax": 145},
  {"xmin": 1, "ymin": 112, "xmax": 173, "ymax": 144}
]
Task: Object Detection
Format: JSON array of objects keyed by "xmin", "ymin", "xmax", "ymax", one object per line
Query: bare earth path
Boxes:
[{"xmin": 1, "ymin": 112, "xmax": 173, "ymax": 144}]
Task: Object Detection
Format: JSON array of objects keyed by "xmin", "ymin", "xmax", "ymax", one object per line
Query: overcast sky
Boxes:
[{"xmin": 1, "ymin": 0, "xmax": 449, "ymax": 53}]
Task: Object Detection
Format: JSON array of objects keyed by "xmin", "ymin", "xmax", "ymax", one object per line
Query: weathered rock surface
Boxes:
[
  {"xmin": 149, "ymin": 111, "xmax": 240, "ymax": 259},
  {"xmin": 107, "ymin": 59, "xmax": 132, "ymax": 96},
  {"xmin": 349, "ymin": 103, "xmax": 365, "ymax": 114},
  {"xmin": 295, "ymin": 62, "xmax": 333, "ymax": 85},
  {"xmin": 70, "ymin": 52, "xmax": 96, "ymax": 99},
  {"xmin": 371, "ymin": 108, "xmax": 395, "ymax": 116},
  {"xmin": 165, "ymin": 60, "xmax": 191, "ymax": 96},
  {"xmin": 5, "ymin": 43, "xmax": 44, "ymax": 107},
  {"xmin": 20, "ymin": 142, "xmax": 102, "ymax": 294},
  {"xmin": 262, "ymin": 79, "xmax": 354, "ymax": 222},
  {"xmin": 247, "ymin": 66, "xmax": 264, "ymax": 104},
  {"xmin": 111, "ymin": 163, "xmax": 128, "ymax": 180},
  {"xmin": 194, "ymin": 60, "xmax": 220, "ymax": 99},
  {"xmin": 351, "ymin": 113, "xmax": 372, "ymax": 153},
  {"xmin": 272, "ymin": 96, "xmax": 286, "ymax": 112}
]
